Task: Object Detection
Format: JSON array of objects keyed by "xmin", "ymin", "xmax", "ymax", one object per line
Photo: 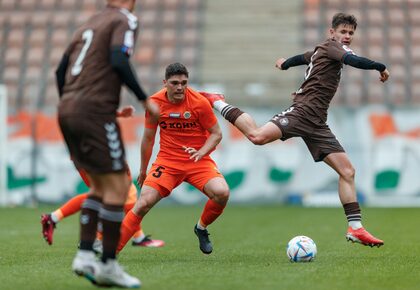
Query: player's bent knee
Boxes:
[
  {"xmin": 213, "ymin": 189, "xmax": 230, "ymax": 204},
  {"xmin": 340, "ymin": 166, "xmax": 355, "ymax": 181}
]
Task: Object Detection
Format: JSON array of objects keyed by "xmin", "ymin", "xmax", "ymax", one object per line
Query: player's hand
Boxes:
[
  {"xmin": 275, "ymin": 58, "xmax": 287, "ymax": 70},
  {"xmin": 379, "ymin": 69, "xmax": 390, "ymax": 83},
  {"xmin": 182, "ymin": 146, "xmax": 204, "ymax": 162},
  {"xmin": 137, "ymin": 171, "xmax": 147, "ymax": 187},
  {"xmin": 116, "ymin": 105, "xmax": 135, "ymax": 118},
  {"xmin": 143, "ymin": 100, "xmax": 160, "ymax": 121}
]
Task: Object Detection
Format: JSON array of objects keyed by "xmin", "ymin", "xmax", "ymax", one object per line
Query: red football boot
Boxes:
[
  {"xmin": 41, "ymin": 214, "xmax": 56, "ymax": 245},
  {"xmin": 199, "ymin": 92, "xmax": 225, "ymax": 107},
  {"xmin": 346, "ymin": 227, "xmax": 384, "ymax": 247},
  {"xmin": 132, "ymin": 235, "xmax": 165, "ymax": 248}
]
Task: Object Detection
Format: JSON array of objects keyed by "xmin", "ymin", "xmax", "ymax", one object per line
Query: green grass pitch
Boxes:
[{"xmin": 0, "ymin": 205, "xmax": 419, "ymax": 290}]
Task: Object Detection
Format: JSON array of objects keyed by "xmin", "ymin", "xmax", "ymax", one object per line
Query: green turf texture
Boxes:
[{"xmin": 0, "ymin": 205, "xmax": 419, "ymax": 290}]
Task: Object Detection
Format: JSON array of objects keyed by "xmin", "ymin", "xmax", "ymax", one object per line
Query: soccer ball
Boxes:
[{"xmin": 286, "ymin": 235, "xmax": 317, "ymax": 262}]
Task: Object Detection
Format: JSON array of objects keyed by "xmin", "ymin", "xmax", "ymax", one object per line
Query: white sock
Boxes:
[
  {"xmin": 213, "ymin": 100, "xmax": 229, "ymax": 112},
  {"xmin": 50, "ymin": 213, "xmax": 60, "ymax": 223},
  {"xmin": 133, "ymin": 233, "xmax": 146, "ymax": 243},
  {"xmin": 349, "ymin": 221, "xmax": 362, "ymax": 230},
  {"xmin": 196, "ymin": 220, "xmax": 206, "ymax": 230}
]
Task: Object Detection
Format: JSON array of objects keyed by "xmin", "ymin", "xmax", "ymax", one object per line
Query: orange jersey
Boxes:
[{"xmin": 145, "ymin": 87, "xmax": 218, "ymax": 164}]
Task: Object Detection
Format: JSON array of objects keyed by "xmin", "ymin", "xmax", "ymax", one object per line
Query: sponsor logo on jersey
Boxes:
[
  {"xmin": 159, "ymin": 121, "xmax": 198, "ymax": 130},
  {"xmin": 279, "ymin": 118, "xmax": 289, "ymax": 126},
  {"xmin": 169, "ymin": 113, "xmax": 181, "ymax": 118},
  {"xmin": 183, "ymin": 111, "xmax": 191, "ymax": 119}
]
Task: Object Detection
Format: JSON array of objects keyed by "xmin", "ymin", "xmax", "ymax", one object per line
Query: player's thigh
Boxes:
[
  {"xmin": 323, "ymin": 152, "xmax": 354, "ymax": 177},
  {"xmin": 185, "ymin": 159, "xmax": 227, "ymax": 197},
  {"xmin": 255, "ymin": 122, "xmax": 283, "ymax": 143},
  {"xmin": 89, "ymin": 172, "xmax": 130, "ymax": 204},
  {"xmin": 303, "ymin": 125, "xmax": 345, "ymax": 162}
]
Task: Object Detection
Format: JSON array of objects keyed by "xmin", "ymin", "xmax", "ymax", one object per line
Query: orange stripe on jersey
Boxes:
[{"xmin": 145, "ymin": 87, "xmax": 218, "ymax": 163}]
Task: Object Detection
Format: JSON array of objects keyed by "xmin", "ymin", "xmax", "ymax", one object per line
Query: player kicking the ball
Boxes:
[{"xmin": 202, "ymin": 12, "xmax": 388, "ymax": 248}]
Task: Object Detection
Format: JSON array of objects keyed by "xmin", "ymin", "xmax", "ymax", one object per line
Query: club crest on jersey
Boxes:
[
  {"xmin": 279, "ymin": 118, "xmax": 289, "ymax": 126},
  {"xmin": 183, "ymin": 111, "xmax": 191, "ymax": 119},
  {"xmin": 169, "ymin": 113, "xmax": 181, "ymax": 118}
]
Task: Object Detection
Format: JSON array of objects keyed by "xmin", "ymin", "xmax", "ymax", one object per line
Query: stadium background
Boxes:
[{"xmin": 1, "ymin": 0, "xmax": 419, "ymax": 206}]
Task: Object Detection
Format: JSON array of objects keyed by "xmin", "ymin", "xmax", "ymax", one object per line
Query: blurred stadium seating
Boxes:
[
  {"xmin": 0, "ymin": 0, "xmax": 418, "ymax": 113},
  {"xmin": 0, "ymin": 0, "xmax": 203, "ymax": 112}
]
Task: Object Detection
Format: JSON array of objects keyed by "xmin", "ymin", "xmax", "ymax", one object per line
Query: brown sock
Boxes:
[
  {"xmin": 343, "ymin": 202, "xmax": 361, "ymax": 223},
  {"xmin": 79, "ymin": 196, "xmax": 102, "ymax": 251},
  {"xmin": 99, "ymin": 204, "xmax": 124, "ymax": 262},
  {"xmin": 221, "ymin": 106, "xmax": 244, "ymax": 124}
]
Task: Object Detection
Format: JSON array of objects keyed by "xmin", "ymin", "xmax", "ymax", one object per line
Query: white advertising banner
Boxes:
[{"xmin": 5, "ymin": 106, "xmax": 420, "ymax": 206}]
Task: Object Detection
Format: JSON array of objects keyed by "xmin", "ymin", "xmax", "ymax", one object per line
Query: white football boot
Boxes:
[
  {"xmin": 95, "ymin": 259, "xmax": 141, "ymax": 288},
  {"xmin": 72, "ymin": 250, "xmax": 100, "ymax": 285},
  {"xmin": 92, "ymin": 239, "xmax": 103, "ymax": 254}
]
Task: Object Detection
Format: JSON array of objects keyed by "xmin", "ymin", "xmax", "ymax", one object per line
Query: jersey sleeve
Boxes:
[
  {"xmin": 327, "ymin": 40, "xmax": 355, "ymax": 63},
  {"xmin": 110, "ymin": 13, "xmax": 139, "ymax": 57}
]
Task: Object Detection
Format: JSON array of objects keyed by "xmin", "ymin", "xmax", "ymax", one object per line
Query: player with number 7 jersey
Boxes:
[
  {"xmin": 206, "ymin": 12, "xmax": 387, "ymax": 249},
  {"xmin": 55, "ymin": 1, "xmax": 159, "ymax": 288}
]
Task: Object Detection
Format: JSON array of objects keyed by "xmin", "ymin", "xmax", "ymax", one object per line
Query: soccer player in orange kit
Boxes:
[{"xmin": 117, "ymin": 63, "xmax": 230, "ymax": 255}]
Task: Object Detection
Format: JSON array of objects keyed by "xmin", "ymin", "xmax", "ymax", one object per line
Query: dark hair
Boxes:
[
  {"xmin": 332, "ymin": 13, "xmax": 357, "ymax": 30},
  {"xmin": 165, "ymin": 63, "xmax": 189, "ymax": 80}
]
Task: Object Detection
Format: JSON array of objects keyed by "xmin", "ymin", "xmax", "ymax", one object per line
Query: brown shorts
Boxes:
[
  {"xmin": 58, "ymin": 114, "xmax": 127, "ymax": 174},
  {"xmin": 270, "ymin": 106, "xmax": 345, "ymax": 162}
]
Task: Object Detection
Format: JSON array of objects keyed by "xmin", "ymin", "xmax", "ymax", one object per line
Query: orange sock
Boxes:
[
  {"xmin": 52, "ymin": 193, "xmax": 88, "ymax": 222},
  {"xmin": 117, "ymin": 210, "xmax": 143, "ymax": 253},
  {"xmin": 199, "ymin": 199, "xmax": 226, "ymax": 227}
]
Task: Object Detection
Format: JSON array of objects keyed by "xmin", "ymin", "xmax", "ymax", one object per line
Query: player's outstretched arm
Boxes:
[
  {"xmin": 276, "ymin": 54, "xmax": 309, "ymax": 70},
  {"xmin": 343, "ymin": 54, "xmax": 390, "ymax": 82},
  {"xmin": 110, "ymin": 47, "xmax": 160, "ymax": 119},
  {"xmin": 137, "ymin": 127, "xmax": 157, "ymax": 186}
]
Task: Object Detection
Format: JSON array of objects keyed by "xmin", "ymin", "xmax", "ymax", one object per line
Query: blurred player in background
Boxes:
[
  {"xmin": 203, "ymin": 13, "xmax": 389, "ymax": 248},
  {"xmin": 41, "ymin": 106, "xmax": 164, "ymax": 248},
  {"xmin": 116, "ymin": 63, "xmax": 230, "ymax": 255},
  {"xmin": 41, "ymin": 166, "xmax": 165, "ymax": 249},
  {"xmin": 55, "ymin": 0, "xmax": 159, "ymax": 287}
]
